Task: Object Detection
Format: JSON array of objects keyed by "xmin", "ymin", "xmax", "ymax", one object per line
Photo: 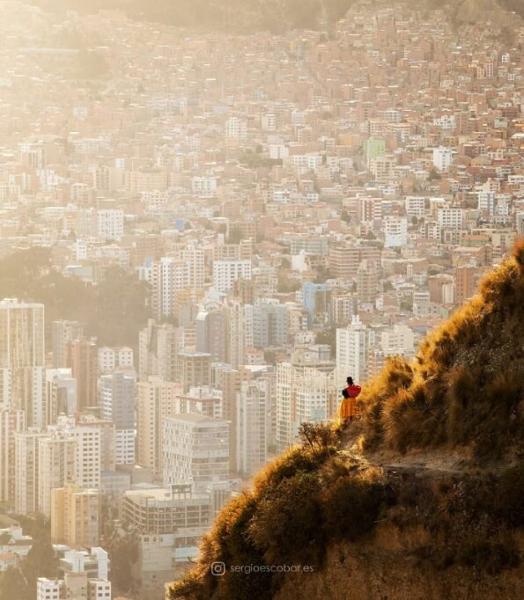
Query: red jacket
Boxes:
[{"xmin": 344, "ymin": 384, "xmax": 361, "ymax": 399}]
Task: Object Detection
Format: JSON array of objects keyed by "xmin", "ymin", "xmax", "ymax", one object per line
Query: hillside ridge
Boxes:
[{"xmin": 169, "ymin": 241, "xmax": 524, "ymax": 600}]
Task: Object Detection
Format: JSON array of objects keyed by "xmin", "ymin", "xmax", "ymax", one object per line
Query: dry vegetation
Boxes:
[
  {"xmin": 387, "ymin": 463, "xmax": 524, "ymax": 574},
  {"xmin": 360, "ymin": 239, "xmax": 524, "ymax": 460},
  {"xmin": 170, "ymin": 425, "xmax": 387, "ymax": 600},
  {"xmin": 170, "ymin": 242, "xmax": 524, "ymax": 600}
]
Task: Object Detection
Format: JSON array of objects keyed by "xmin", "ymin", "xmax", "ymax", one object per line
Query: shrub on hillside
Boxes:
[
  {"xmin": 248, "ymin": 472, "xmax": 325, "ymax": 567},
  {"xmin": 170, "ymin": 455, "xmax": 388, "ymax": 599},
  {"xmin": 169, "ymin": 571, "xmax": 207, "ymax": 600},
  {"xmin": 360, "ymin": 356, "xmax": 414, "ymax": 448},
  {"xmin": 321, "ymin": 471, "xmax": 385, "ymax": 542},
  {"xmin": 299, "ymin": 421, "xmax": 341, "ymax": 451},
  {"xmin": 252, "ymin": 445, "xmax": 333, "ymax": 495},
  {"xmin": 514, "ymin": 237, "xmax": 524, "ymax": 273}
]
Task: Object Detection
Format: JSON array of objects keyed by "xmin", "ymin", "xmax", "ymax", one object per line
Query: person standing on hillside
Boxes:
[{"xmin": 339, "ymin": 376, "xmax": 362, "ymax": 426}]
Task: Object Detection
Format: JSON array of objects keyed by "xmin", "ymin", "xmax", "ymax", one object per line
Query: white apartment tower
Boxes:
[
  {"xmin": 99, "ymin": 371, "xmax": 136, "ymax": 465},
  {"xmin": 70, "ymin": 424, "xmax": 102, "ymax": 490},
  {"xmin": 49, "ymin": 417, "xmax": 103, "ymax": 490},
  {"xmin": 236, "ymin": 379, "xmax": 269, "ymax": 476},
  {"xmin": 276, "ymin": 356, "xmax": 336, "ymax": 450},
  {"xmin": 381, "ymin": 324, "xmax": 415, "ymax": 357},
  {"xmin": 0, "ymin": 299, "xmax": 45, "ymax": 427},
  {"xmin": 162, "ymin": 414, "xmax": 230, "ymax": 490},
  {"xmin": 212, "ymin": 260, "xmax": 252, "ymax": 294},
  {"xmin": 432, "ymin": 146, "xmax": 453, "ymax": 171},
  {"xmin": 336, "ymin": 316, "xmax": 369, "ymax": 387},
  {"xmin": 384, "ymin": 216, "xmax": 408, "ymax": 248},
  {"xmin": 144, "ymin": 249, "xmax": 205, "ymax": 319}
]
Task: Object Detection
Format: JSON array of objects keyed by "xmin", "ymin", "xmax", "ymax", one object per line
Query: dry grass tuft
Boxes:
[{"xmin": 513, "ymin": 236, "xmax": 524, "ymax": 273}]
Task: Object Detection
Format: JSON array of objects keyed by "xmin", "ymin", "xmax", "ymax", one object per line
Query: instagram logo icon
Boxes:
[{"xmin": 211, "ymin": 562, "xmax": 226, "ymax": 576}]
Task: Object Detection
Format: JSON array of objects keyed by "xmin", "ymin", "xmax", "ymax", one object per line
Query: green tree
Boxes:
[
  {"xmin": 107, "ymin": 532, "xmax": 140, "ymax": 595},
  {"xmin": 0, "ymin": 532, "xmax": 11, "ymax": 545},
  {"xmin": 88, "ymin": 267, "xmax": 150, "ymax": 346},
  {"xmin": 0, "ymin": 250, "xmax": 150, "ymax": 348},
  {"xmin": 22, "ymin": 538, "xmax": 59, "ymax": 597},
  {"xmin": 0, "ymin": 567, "xmax": 31, "ymax": 600}
]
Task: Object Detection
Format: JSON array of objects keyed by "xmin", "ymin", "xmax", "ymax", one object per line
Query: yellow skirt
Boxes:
[{"xmin": 338, "ymin": 397, "xmax": 358, "ymax": 420}]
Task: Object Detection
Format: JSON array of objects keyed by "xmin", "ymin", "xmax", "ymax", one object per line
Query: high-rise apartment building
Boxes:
[
  {"xmin": 138, "ymin": 319, "xmax": 180, "ymax": 382},
  {"xmin": 0, "ymin": 408, "xmax": 25, "ymax": 504},
  {"xmin": 45, "ymin": 368, "xmax": 77, "ymax": 426},
  {"xmin": 178, "ymin": 352, "xmax": 211, "ymax": 392},
  {"xmin": 162, "ymin": 414, "xmax": 230, "ymax": 490},
  {"xmin": 96, "ymin": 208, "xmax": 124, "ymax": 241},
  {"xmin": 0, "ymin": 299, "xmax": 45, "ymax": 427},
  {"xmin": 236, "ymin": 378, "xmax": 269, "ymax": 476},
  {"xmin": 51, "ymin": 320, "xmax": 83, "ymax": 368},
  {"xmin": 38, "ymin": 433, "xmax": 76, "ymax": 517},
  {"xmin": 69, "ymin": 422, "xmax": 103, "ymax": 490},
  {"xmin": 51, "ymin": 484, "xmax": 101, "ymax": 548},
  {"xmin": 384, "ymin": 216, "xmax": 408, "ymax": 248},
  {"xmin": 99, "ymin": 371, "xmax": 136, "ymax": 465},
  {"xmin": 97, "ymin": 346, "xmax": 133, "ymax": 373},
  {"xmin": 195, "ymin": 308, "xmax": 228, "ymax": 362},
  {"xmin": 454, "ymin": 264, "xmax": 480, "ymax": 306},
  {"xmin": 356, "ymin": 260, "xmax": 380, "ymax": 304},
  {"xmin": 381, "ymin": 324, "xmax": 415, "ymax": 357},
  {"xmin": 211, "ymin": 364, "xmax": 240, "ymax": 472},
  {"xmin": 137, "ymin": 377, "xmax": 182, "ymax": 475},
  {"xmin": 212, "ymin": 259, "xmax": 252, "ymax": 293},
  {"xmin": 225, "ymin": 301, "xmax": 252, "ymax": 369},
  {"xmin": 252, "ymin": 299, "xmax": 289, "ymax": 348},
  {"xmin": 66, "ymin": 338, "xmax": 98, "ymax": 412},
  {"xmin": 329, "ymin": 245, "xmax": 361, "ymax": 280},
  {"xmin": 329, "ymin": 244, "xmax": 381, "ymax": 281},
  {"xmin": 14, "ymin": 429, "xmax": 47, "ymax": 513},
  {"xmin": 48, "ymin": 417, "xmax": 104, "ymax": 490},
  {"xmin": 142, "ymin": 249, "xmax": 205, "ymax": 319},
  {"xmin": 276, "ymin": 363, "xmax": 337, "ymax": 450},
  {"xmin": 433, "ymin": 146, "xmax": 453, "ymax": 171},
  {"xmin": 336, "ymin": 316, "xmax": 369, "ymax": 387}
]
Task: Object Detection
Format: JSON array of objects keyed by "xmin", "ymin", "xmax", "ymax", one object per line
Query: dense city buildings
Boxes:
[
  {"xmin": 37, "ymin": 547, "xmax": 110, "ymax": 600},
  {"xmin": 0, "ymin": 0, "xmax": 524, "ymax": 597}
]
